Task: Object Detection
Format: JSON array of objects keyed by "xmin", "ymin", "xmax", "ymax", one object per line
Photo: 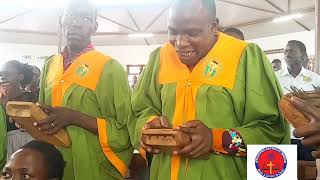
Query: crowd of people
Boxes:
[{"xmin": 1, "ymin": 0, "xmax": 320, "ymax": 180}]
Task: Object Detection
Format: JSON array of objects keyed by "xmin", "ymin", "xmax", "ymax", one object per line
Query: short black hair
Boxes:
[
  {"xmin": 21, "ymin": 140, "xmax": 66, "ymax": 180},
  {"xmin": 170, "ymin": 0, "xmax": 216, "ymax": 21},
  {"xmin": 32, "ymin": 65, "xmax": 41, "ymax": 74},
  {"xmin": 223, "ymin": 27, "xmax": 244, "ymax": 40},
  {"xmin": 272, "ymin": 59, "xmax": 281, "ymax": 64},
  {"xmin": 287, "ymin": 40, "xmax": 307, "ymax": 55},
  {"xmin": 5, "ymin": 60, "xmax": 33, "ymax": 87}
]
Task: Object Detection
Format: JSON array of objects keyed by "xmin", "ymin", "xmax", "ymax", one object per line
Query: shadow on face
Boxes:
[{"xmin": 1, "ymin": 149, "xmax": 49, "ymax": 180}]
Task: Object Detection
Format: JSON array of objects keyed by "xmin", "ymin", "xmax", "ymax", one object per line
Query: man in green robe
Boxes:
[
  {"xmin": 36, "ymin": 1, "xmax": 132, "ymax": 179},
  {"xmin": 0, "ymin": 105, "xmax": 6, "ymax": 169},
  {"xmin": 129, "ymin": 0, "xmax": 290, "ymax": 180}
]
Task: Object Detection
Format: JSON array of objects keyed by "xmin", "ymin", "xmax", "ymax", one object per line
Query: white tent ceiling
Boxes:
[{"xmin": 0, "ymin": 0, "xmax": 316, "ymax": 46}]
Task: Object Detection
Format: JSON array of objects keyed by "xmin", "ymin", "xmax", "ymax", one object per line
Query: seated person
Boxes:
[
  {"xmin": 0, "ymin": 60, "xmax": 35, "ymax": 159},
  {"xmin": 1, "ymin": 140, "xmax": 66, "ymax": 180}
]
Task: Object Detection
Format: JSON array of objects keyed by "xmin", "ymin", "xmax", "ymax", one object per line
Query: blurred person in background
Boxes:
[
  {"xmin": 223, "ymin": 27, "xmax": 244, "ymax": 40},
  {"xmin": 271, "ymin": 59, "xmax": 282, "ymax": 72},
  {"xmin": 26, "ymin": 65, "xmax": 41, "ymax": 102},
  {"xmin": 0, "ymin": 60, "xmax": 35, "ymax": 161}
]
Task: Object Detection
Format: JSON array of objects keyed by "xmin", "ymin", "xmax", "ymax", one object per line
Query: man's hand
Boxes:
[
  {"xmin": 140, "ymin": 116, "xmax": 170, "ymax": 154},
  {"xmin": 291, "ymin": 97, "xmax": 320, "ymax": 158},
  {"xmin": 175, "ymin": 120, "xmax": 212, "ymax": 159},
  {"xmin": 35, "ymin": 103, "xmax": 81, "ymax": 134}
]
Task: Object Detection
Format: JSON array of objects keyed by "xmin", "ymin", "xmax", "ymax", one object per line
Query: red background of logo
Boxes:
[{"xmin": 257, "ymin": 149, "xmax": 285, "ymax": 175}]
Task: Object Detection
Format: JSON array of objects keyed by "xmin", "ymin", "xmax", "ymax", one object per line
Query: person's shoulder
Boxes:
[
  {"xmin": 275, "ymin": 69, "xmax": 284, "ymax": 77},
  {"xmin": 148, "ymin": 45, "xmax": 162, "ymax": 61},
  {"xmin": 144, "ymin": 45, "xmax": 163, "ymax": 66},
  {"xmin": 90, "ymin": 50, "xmax": 115, "ymax": 62},
  {"xmin": 43, "ymin": 55, "xmax": 57, "ymax": 67},
  {"xmin": 89, "ymin": 50, "xmax": 120, "ymax": 67},
  {"xmin": 92, "ymin": 52, "xmax": 126, "ymax": 76},
  {"xmin": 243, "ymin": 43, "xmax": 262, "ymax": 52},
  {"xmin": 304, "ymin": 68, "xmax": 320, "ymax": 78},
  {"xmin": 305, "ymin": 70, "xmax": 320, "ymax": 84}
]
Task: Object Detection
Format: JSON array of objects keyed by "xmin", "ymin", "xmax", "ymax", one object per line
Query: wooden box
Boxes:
[
  {"xmin": 279, "ymin": 96, "xmax": 310, "ymax": 128},
  {"xmin": 6, "ymin": 101, "xmax": 71, "ymax": 148},
  {"xmin": 142, "ymin": 129, "xmax": 191, "ymax": 152},
  {"xmin": 298, "ymin": 160, "xmax": 317, "ymax": 180}
]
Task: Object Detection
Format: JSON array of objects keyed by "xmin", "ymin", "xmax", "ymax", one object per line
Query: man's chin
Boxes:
[
  {"xmin": 285, "ymin": 61, "xmax": 296, "ymax": 66},
  {"xmin": 179, "ymin": 57, "xmax": 199, "ymax": 67}
]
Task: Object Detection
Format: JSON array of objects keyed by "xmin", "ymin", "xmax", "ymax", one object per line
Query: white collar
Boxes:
[{"xmin": 280, "ymin": 67, "xmax": 308, "ymax": 77}]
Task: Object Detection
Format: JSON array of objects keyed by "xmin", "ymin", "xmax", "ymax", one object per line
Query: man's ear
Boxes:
[{"xmin": 210, "ymin": 21, "xmax": 218, "ymax": 34}]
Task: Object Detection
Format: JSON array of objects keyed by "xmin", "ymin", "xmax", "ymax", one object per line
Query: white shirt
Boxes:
[
  {"xmin": 276, "ymin": 67, "xmax": 320, "ymax": 138},
  {"xmin": 276, "ymin": 67, "xmax": 320, "ymax": 95}
]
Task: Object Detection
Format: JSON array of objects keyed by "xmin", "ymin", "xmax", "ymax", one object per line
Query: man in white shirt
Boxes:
[
  {"xmin": 276, "ymin": 40, "xmax": 320, "ymax": 94},
  {"xmin": 276, "ymin": 40, "xmax": 320, "ymax": 161}
]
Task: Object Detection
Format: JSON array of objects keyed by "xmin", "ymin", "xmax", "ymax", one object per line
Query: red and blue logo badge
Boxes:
[{"xmin": 255, "ymin": 147, "xmax": 287, "ymax": 178}]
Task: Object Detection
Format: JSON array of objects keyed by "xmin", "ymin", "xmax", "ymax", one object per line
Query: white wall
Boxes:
[
  {"xmin": 96, "ymin": 45, "xmax": 159, "ymax": 67},
  {"xmin": 0, "ymin": 30, "xmax": 316, "ymax": 69},
  {"xmin": 0, "ymin": 43, "xmax": 160, "ymax": 69},
  {"xmin": 0, "ymin": 43, "xmax": 57, "ymax": 67}
]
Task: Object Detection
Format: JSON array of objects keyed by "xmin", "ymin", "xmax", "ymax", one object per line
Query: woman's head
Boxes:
[
  {"xmin": 0, "ymin": 61, "xmax": 33, "ymax": 100},
  {"xmin": 1, "ymin": 140, "xmax": 65, "ymax": 180},
  {"xmin": 0, "ymin": 61, "xmax": 33, "ymax": 88}
]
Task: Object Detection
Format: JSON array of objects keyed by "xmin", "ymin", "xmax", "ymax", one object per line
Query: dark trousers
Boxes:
[{"xmin": 291, "ymin": 139, "xmax": 316, "ymax": 161}]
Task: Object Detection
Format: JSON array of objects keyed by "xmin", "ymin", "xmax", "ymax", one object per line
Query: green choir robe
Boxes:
[
  {"xmin": 39, "ymin": 50, "xmax": 133, "ymax": 180},
  {"xmin": 129, "ymin": 33, "xmax": 290, "ymax": 180},
  {"xmin": 0, "ymin": 105, "xmax": 6, "ymax": 169}
]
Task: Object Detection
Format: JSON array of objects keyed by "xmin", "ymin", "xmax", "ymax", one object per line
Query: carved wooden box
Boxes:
[
  {"xmin": 6, "ymin": 101, "xmax": 71, "ymax": 148},
  {"xmin": 278, "ymin": 90, "xmax": 320, "ymax": 128},
  {"xmin": 142, "ymin": 129, "xmax": 191, "ymax": 152}
]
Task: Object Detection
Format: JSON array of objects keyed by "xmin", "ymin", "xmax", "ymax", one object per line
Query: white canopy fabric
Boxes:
[{"xmin": 0, "ymin": 0, "xmax": 316, "ymax": 46}]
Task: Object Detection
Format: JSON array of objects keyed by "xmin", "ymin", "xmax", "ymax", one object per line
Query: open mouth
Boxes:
[
  {"xmin": 177, "ymin": 50, "xmax": 194, "ymax": 57},
  {"xmin": 67, "ymin": 32, "xmax": 82, "ymax": 40}
]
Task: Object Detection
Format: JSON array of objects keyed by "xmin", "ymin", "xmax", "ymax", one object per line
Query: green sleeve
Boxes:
[
  {"xmin": 95, "ymin": 59, "xmax": 132, "ymax": 152},
  {"xmin": 128, "ymin": 48, "xmax": 162, "ymax": 149},
  {"xmin": 0, "ymin": 106, "xmax": 6, "ymax": 169},
  {"xmin": 234, "ymin": 43, "xmax": 290, "ymax": 145}
]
